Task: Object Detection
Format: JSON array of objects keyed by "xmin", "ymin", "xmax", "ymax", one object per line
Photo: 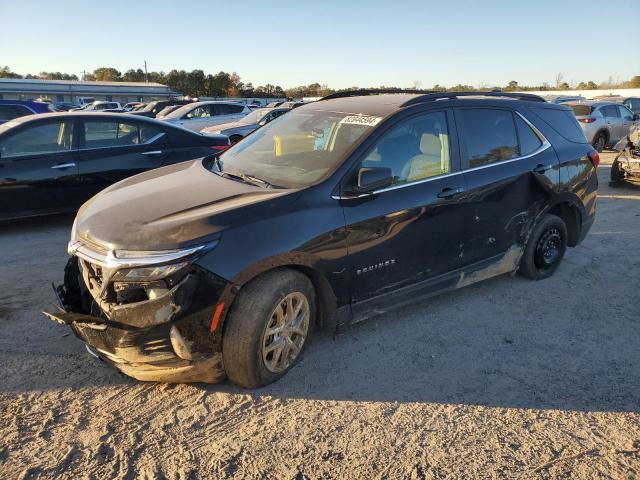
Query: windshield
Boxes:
[{"xmin": 212, "ymin": 109, "xmax": 380, "ymax": 189}]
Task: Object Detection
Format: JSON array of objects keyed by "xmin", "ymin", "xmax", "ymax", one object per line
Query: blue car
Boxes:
[{"xmin": 0, "ymin": 100, "xmax": 54, "ymax": 124}]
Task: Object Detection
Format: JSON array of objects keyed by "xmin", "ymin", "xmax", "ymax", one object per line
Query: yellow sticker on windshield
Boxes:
[{"xmin": 339, "ymin": 115, "xmax": 382, "ymax": 127}]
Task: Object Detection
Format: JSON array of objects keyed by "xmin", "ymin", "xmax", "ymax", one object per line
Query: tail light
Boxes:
[
  {"xmin": 588, "ymin": 150, "xmax": 600, "ymax": 168},
  {"xmin": 209, "ymin": 144, "xmax": 229, "ymax": 152},
  {"xmin": 579, "ymin": 118, "xmax": 595, "ymax": 123}
]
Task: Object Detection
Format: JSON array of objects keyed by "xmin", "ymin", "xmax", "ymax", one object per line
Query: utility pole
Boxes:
[
  {"xmin": 144, "ymin": 61, "xmax": 148, "ymax": 83},
  {"xmin": 81, "ymin": 70, "xmax": 88, "ymax": 81}
]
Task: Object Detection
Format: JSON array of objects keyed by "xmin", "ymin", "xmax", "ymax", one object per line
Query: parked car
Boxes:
[
  {"xmin": 76, "ymin": 97, "xmax": 96, "ymax": 106},
  {"xmin": 201, "ymin": 107, "xmax": 291, "ymax": 143},
  {"xmin": 611, "ymin": 122, "xmax": 640, "ymax": 183},
  {"xmin": 53, "ymin": 102, "xmax": 81, "ymax": 112},
  {"xmin": 566, "ymin": 101, "xmax": 640, "ymax": 151},
  {"xmin": 71, "ymin": 101, "xmax": 123, "ymax": 112},
  {"xmin": 155, "ymin": 104, "xmax": 183, "ymax": 118},
  {"xmin": 621, "ymin": 97, "xmax": 640, "ymax": 115},
  {"xmin": 47, "ymin": 91, "xmax": 598, "ymax": 387},
  {"xmin": 129, "ymin": 99, "xmax": 193, "ymax": 118},
  {"xmin": 544, "ymin": 95, "xmax": 585, "ymax": 104},
  {"xmin": 160, "ymin": 101, "xmax": 251, "ymax": 132},
  {"xmin": 278, "ymin": 101, "xmax": 306, "ymax": 109},
  {"xmin": 123, "ymin": 102, "xmax": 145, "ymax": 112},
  {"xmin": 0, "ymin": 112, "xmax": 229, "ymax": 221},
  {"xmin": 0, "ymin": 100, "xmax": 54, "ymax": 124}
]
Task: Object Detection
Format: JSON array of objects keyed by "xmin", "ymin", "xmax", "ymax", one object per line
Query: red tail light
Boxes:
[
  {"xmin": 588, "ymin": 150, "xmax": 600, "ymax": 168},
  {"xmin": 209, "ymin": 144, "xmax": 229, "ymax": 152},
  {"xmin": 579, "ymin": 118, "xmax": 595, "ymax": 123}
]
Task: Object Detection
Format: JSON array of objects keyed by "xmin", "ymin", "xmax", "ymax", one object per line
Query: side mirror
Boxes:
[
  {"xmin": 633, "ymin": 113, "xmax": 640, "ymax": 121},
  {"xmin": 346, "ymin": 167, "xmax": 392, "ymax": 195}
]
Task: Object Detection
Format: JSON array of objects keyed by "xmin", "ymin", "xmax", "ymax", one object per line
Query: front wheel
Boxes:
[
  {"xmin": 222, "ymin": 269, "xmax": 315, "ymax": 388},
  {"xmin": 610, "ymin": 159, "xmax": 624, "ymax": 183},
  {"xmin": 519, "ymin": 214, "xmax": 568, "ymax": 280}
]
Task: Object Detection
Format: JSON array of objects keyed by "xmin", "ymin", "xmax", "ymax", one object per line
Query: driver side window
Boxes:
[{"xmin": 362, "ymin": 111, "xmax": 450, "ymax": 185}]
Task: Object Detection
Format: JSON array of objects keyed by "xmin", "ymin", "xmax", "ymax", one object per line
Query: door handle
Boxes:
[
  {"xmin": 51, "ymin": 162, "xmax": 76, "ymax": 169},
  {"xmin": 437, "ymin": 186, "xmax": 464, "ymax": 199},
  {"xmin": 533, "ymin": 164, "xmax": 552, "ymax": 174},
  {"xmin": 141, "ymin": 150, "xmax": 163, "ymax": 156}
]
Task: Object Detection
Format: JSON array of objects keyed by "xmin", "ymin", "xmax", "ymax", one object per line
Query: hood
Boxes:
[{"xmin": 74, "ymin": 159, "xmax": 296, "ymax": 251}]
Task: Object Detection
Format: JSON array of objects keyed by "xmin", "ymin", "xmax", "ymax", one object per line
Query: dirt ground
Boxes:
[{"xmin": 0, "ymin": 152, "xmax": 638, "ymax": 479}]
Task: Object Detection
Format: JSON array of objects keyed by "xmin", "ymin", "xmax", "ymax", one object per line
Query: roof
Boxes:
[
  {"xmin": 0, "ymin": 78, "xmax": 180, "ymax": 97},
  {"xmin": 303, "ymin": 91, "xmax": 549, "ymax": 117}
]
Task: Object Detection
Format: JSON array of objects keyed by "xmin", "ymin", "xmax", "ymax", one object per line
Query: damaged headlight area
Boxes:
[{"xmin": 43, "ymin": 236, "xmax": 233, "ymax": 383}]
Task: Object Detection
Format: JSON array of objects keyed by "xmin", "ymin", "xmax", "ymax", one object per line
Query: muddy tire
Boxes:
[
  {"xmin": 592, "ymin": 132, "xmax": 606, "ymax": 152},
  {"xmin": 519, "ymin": 214, "xmax": 568, "ymax": 280},
  {"xmin": 610, "ymin": 159, "xmax": 624, "ymax": 183},
  {"xmin": 222, "ymin": 269, "xmax": 315, "ymax": 388}
]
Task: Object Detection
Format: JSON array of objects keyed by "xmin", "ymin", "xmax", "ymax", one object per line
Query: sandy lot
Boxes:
[{"xmin": 0, "ymin": 152, "xmax": 638, "ymax": 479}]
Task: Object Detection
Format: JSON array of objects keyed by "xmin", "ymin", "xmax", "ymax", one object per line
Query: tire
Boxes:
[
  {"xmin": 519, "ymin": 214, "xmax": 568, "ymax": 280},
  {"xmin": 610, "ymin": 159, "xmax": 624, "ymax": 183},
  {"xmin": 229, "ymin": 135, "xmax": 243, "ymax": 145},
  {"xmin": 222, "ymin": 269, "xmax": 316, "ymax": 388},
  {"xmin": 592, "ymin": 132, "xmax": 606, "ymax": 152}
]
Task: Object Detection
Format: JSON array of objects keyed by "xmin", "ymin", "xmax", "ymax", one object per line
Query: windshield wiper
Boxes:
[{"xmin": 210, "ymin": 157, "xmax": 278, "ymax": 189}]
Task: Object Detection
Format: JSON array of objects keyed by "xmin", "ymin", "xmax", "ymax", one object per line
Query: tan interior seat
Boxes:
[{"xmin": 401, "ymin": 133, "xmax": 446, "ymax": 182}]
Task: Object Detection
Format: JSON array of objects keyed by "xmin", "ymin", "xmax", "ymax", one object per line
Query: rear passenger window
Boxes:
[
  {"xmin": 515, "ymin": 115, "xmax": 542, "ymax": 156},
  {"xmin": 600, "ymin": 105, "xmax": 619, "ymax": 118},
  {"xmin": 457, "ymin": 109, "xmax": 518, "ymax": 167},
  {"xmin": 228, "ymin": 104, "xmax": 245, "ymax": 114},
  {"xmin": 84, "ymin": 121, "xmax": 160, "ymax": 148}
]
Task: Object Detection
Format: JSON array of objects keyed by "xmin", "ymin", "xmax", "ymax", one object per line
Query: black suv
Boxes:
[{"xmin": 47, "ymin": 91, "xmax": 598, "ymax": 388}]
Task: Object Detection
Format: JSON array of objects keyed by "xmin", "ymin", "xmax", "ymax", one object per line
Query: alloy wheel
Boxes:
[{"xmin": 261, "ymin": 292, "xmax": 310, "ymax": 373}]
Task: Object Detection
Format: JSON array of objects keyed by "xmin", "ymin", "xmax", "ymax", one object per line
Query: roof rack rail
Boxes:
[
  {"xmin": 400, "ymin": 91, "xmax": 547, "ymax": 107},
  {"xmin": 320, "ymin": 88, "xmax": 439, "ymax": 101}
]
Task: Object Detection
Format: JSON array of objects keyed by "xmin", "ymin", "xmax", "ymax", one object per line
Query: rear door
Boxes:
[
  {"xmin": 0, "ymin": 119, "xmax": 81, "ymax": 219},
  {"xmin": 455, "ymin": 107, "xmax": 559, "ymax": 266},
  {"xmin": 76, "ymin": 118, "xmax": 170, "ymax": 199}
]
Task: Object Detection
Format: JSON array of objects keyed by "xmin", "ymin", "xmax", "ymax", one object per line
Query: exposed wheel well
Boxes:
[
  {"xmin": 595, "ymin": 129, "xmax": 609, "ymax": 143},
  {"xmin": 234, "ymin": 265, "xmax": 338, "ymax": 331},
  {"xmin": 546, "ymin": 202, "xmax": 582, "ymax": 247}
]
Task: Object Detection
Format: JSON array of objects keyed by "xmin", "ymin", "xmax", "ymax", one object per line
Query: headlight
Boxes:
[{"xmin": 111, "ymin": 261, "xmax": 190, "ymax": 282}]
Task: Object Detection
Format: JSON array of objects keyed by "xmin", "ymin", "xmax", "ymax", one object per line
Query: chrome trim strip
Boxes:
[
  {"xmin": 332, "ymin": 110, "xmax": 551, "ymax": 200},
  {"xmin": 68, "ymin": 241, "xmax": 210, "ymax": 270}
]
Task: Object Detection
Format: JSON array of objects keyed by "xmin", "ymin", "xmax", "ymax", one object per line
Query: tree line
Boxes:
[{"xmin": 1, "ymin": 66, "xmax": 638, "ymax": 99}]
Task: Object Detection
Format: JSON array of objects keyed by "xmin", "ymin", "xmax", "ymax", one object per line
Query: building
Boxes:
[{"xmin": 0, "ymin": 78, "xmax": 182, "ymax": 104}]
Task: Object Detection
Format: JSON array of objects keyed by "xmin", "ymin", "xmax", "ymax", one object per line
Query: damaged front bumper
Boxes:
[{"xmin": 44, "ymin": 255, "xmax": 233, "ymax": 383}]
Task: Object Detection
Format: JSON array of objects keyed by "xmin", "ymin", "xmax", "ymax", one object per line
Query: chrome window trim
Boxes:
[{"xmin": 332, "ymin": 110, "xmax": 551, "ymax": 200}]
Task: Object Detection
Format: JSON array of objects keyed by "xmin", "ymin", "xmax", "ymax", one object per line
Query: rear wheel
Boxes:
[
  {"xmin": 519, "ymin": 214, "xmax": 568, "ymax": 280},
  {"xmin": 592, "ymin": 132, "xmax": 606, "ymax": 152},
  {"xmin": 222, "ymin": 269, "xmax": 315, "ymax": 388}
]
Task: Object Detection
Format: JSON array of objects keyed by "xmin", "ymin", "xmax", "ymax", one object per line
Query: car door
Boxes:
[
  {"xmin": 340, "ymin": 109, "xmax": 468, "ymax": 310},
  {"xmin": 0, "ymin": 119, "xmax": 81, "ymax": 219},
  {"xmin": 455, "ymin": 107, "xmax": 559, "ymax": 266},
  {"xmin": 76, "ymin": 118, "xmax": 170, "ymax": 200},
  {"xmin": 618, "ymin": 105, "xmax": 637, "ymax": 137},
  {"xmin": 600, "ymin": 104, "xmax": 623, "ymax": 143}
]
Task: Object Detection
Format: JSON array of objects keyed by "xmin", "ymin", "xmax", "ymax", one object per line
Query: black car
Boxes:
[
  {"xmin": 0, "ymin": 112, "xmax": 229, "ymax": 220},
  {"xmin": 47, "ymin": 91, "xmax": 598, "ymax": 388}
]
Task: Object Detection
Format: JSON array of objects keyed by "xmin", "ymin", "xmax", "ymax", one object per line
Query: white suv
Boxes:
[{"xmin": 160, "ymin": 101, "xmax": 251, "ymax": 132}]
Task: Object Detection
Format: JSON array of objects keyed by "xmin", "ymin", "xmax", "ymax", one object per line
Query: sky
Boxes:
[{"xmin": 1, "ymin": 0, "xmax": 638, "ymax": 89}]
